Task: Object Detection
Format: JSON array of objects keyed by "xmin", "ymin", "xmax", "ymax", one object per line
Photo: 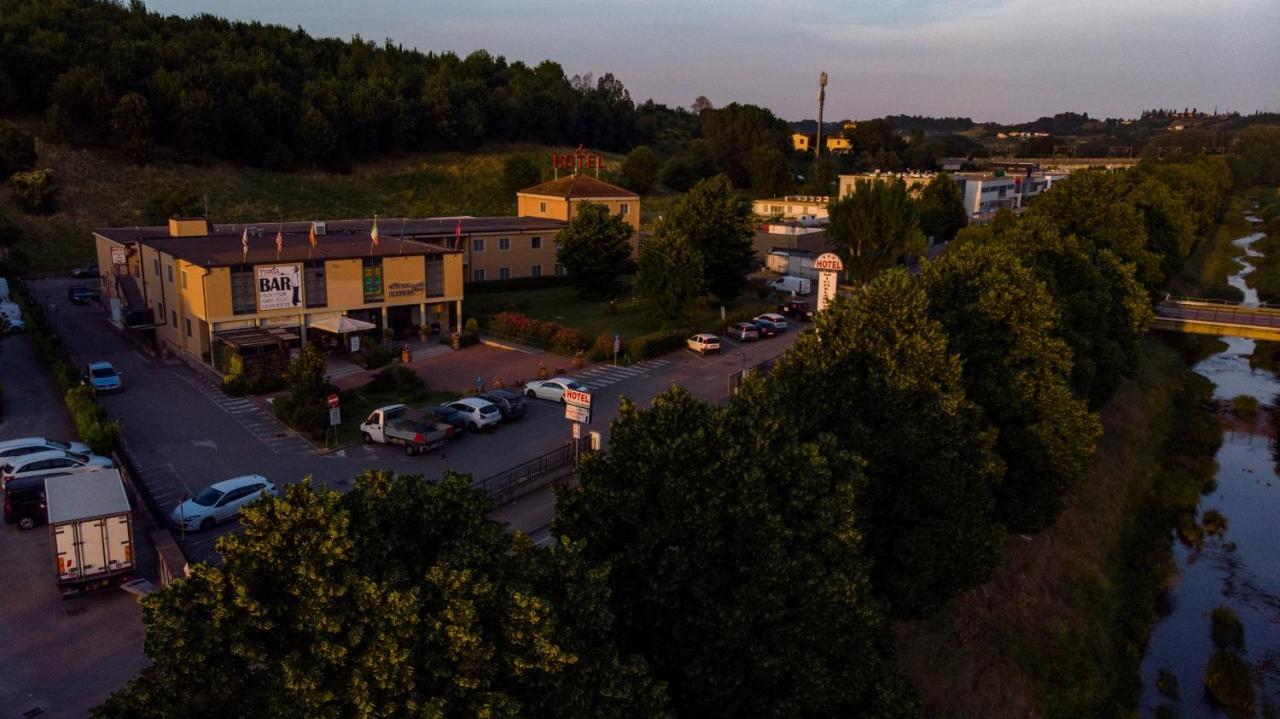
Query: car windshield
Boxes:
[
  {"xmin": 480, "ymin": 405, "xmax": 499, "ymax": 415},
  {"xmin": 566, "ymin": 382, "xmax": 585, "ymax": 391},
  {"xmin": 47, "ymin": 440, "xmax": 70, "ymax": 450},
  {"xmin": 91, "ymin": 367, "xmax": 116, "ymax": 378},
  {"xmin": 192, "ymin": 487, "xmax": 225, "ymax": 507},
  {"xmin": 66, "ymin": 451, "xmax": 89, "ymax": 463}
]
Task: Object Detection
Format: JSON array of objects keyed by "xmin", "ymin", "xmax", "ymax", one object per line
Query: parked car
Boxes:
[
  {"xmin": 754, "ymin": 313, "xmax": 788, "ymax": 332},
  {"xmin": 0, "ymin": 303, "xmax": 23, "ymax": 334},
  {"xmin": 478, "ymin": 389, "xmax": 528, "ymax": 420},
  {"xmin": 0, "ymin": 437, "xmax": 93, "ymax": 459},
  {"xmin": 83, "ymin": 361, "xmax": 123, "ymax": 394},
  {"xmin": 3, "ymin": 474, "xmax": 51, "ymax": 530},
  {"xmin": 769, "ymin": 275, "xmax": 811, "ymax": 296},
  {"xmin": 446, "ymin": 398, "xmax": 502, "ymax": 431},
  {"xmin": 778, "ymin": 300, "xmax": 814, "ymax": 321},
  {"xmin": 687, "ymin": 334, "xmax": 721, "ymax": 355},
  {"xmin": 426, "ymin": 404, "xmax": 468, "ymax": 431},
  {"xmin": 359, "ymin": 404, "xmax": 453, "ymax": 456},
  {"xmin": 67, "ymin": 285, "xmax": 99, "ymax": 305},
  {"xmin": 69, "ymin": 264, "xmax": 99, "ymax": 279},
  {"xmin": 0, "ymin": 450, "xmax": 115, "ymax": 487},
  {"xmin": 751, "ymin": 320, "xmax": 778, "ymax": 338},
  {"xmin": 169, "ymin": 475, "xmax": 279, "ymax": 532},
  {"xmin": 727, "ymin": 322, "xmax": 759, "ymax": 342},
  {"xmin": 524, "ymin": 377, "xmax": 589, "ymax": 403}
]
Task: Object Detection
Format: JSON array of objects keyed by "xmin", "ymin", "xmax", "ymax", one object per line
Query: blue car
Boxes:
[{"xmin": 84, "ymin": 361, "xmax": 123, "ymax": 394}]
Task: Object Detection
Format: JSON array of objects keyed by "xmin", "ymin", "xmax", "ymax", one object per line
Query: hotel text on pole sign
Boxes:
[
  {"xmin": 814, "ymin": 252, "xmax": 843, "ymax": 312},
  {"xmin": 563, "ymin": 389, "xmax": 592, "ymax": 409}
]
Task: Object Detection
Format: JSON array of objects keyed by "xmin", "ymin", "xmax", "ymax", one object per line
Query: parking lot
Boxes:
[{"xmin": 33, "ymin": 278, "xmax": 798, "ymax": 565}]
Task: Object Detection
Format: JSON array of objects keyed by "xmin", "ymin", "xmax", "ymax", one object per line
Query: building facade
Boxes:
[
  {"xmin": 516, "ymin": 174, "xmax": 640, "ymax": 233},
  {"xmin": 837, "ymin": 172, "xmax": 935, "ymax": 198},
  {"xmin": 752, "ymin": 195, "xmax": 831, "ymax": 220}
]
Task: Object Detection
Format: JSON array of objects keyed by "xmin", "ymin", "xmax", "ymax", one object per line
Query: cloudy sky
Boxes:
[{"xmin": 145, "ymin": 0, "xmax": 1279, "ymax": 123}]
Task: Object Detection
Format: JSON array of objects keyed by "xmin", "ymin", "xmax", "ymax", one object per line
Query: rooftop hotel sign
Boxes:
[{"xmin": 257, "ymin": 264, "xmax": 302, "ymax": 311}]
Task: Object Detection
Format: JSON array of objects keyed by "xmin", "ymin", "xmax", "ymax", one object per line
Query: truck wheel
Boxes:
[
  {"xmin": 18, "ymin": 517, "xmax": 35, "ymax": 530},
  {"xmin": 405, "ymin": 443, "xmax": 418, "ymax": 457},
  {"xmin": 199, "ymin": 517, "xmax": 215, "ymax": 532},
  {"xmin": 361, "ymin": 432, "xmax": 372, "ymax": 444}
]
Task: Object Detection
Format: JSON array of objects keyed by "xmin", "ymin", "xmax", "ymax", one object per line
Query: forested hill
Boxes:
[{"xmin": 0, "ymin": 0, "xmax": 690, "ymax": 170}]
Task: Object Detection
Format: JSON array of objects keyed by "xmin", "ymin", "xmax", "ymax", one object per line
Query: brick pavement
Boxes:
[{"xmin": 330, "ymin": 341, "xmax": 608, "ymax": 395}]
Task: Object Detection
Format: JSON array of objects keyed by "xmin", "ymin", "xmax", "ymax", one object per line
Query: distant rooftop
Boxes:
[{"xmin": 518, "ymin": 174, "xmax": 638, "ymax": 199}]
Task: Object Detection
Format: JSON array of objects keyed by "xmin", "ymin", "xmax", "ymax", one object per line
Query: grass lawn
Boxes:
[
  {"xmin": 1176, "ymin": 196, "xmax": 1252, "ymax": 300},
  {"xmin": 332, "ymin": 374, "xmax": 460, "ymax": 446},
  {"xmin": 465, "ymin": 282, "xmax": 779, "ymax": 343}
]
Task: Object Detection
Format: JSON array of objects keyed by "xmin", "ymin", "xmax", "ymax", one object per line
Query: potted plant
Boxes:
[{"xmin": 419, "ymin": 324, "xmax": 432, "ymax": 341}]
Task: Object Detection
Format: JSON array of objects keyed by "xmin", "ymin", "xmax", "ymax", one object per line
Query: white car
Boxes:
[
  {"xmin": 687, "ymin": 334, "xmax": 721, "ymax": 355},
  {"xmin": 754, "ymin": 313, "xmax": 788, "ymax": 332},
  {"xmin": 170, "ymin": 475, "xmax": 279, "ymax": 532},
  {"xmin": 0, "ymin": 437, "xmax": 93, "ymax": 459},
  {"xmin": 525, "ymin": 377, "xmax": 590, "ymax": 403},
  {"xmin": 0, "ymin": 303, "xmax": 24, "ymax": 334},
  {"xmin": 0, "ymin": 450, "xmax": 114, "ymax": 486},
  {"xmin": 446, "ymin": 398, "xmax": 502, "ymax": 431}
]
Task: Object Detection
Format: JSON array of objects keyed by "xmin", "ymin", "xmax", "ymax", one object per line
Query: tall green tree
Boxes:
[
  {"xmin": 0, "ymin": 121, "xmax": 37, "ymax": 179},
  {"xmin": 621, "ymin": 145, "xmax": 659, "ymax": 195},
  {"xmin": 915, "ymin": 172, "xmax": 968, "ymax": 244},
  {"xmin": 923, "ymin": 243, "xmax": 1102, "ymax": 532},
  {"xmin": 800, "ymin": 155, "xmax": 839, "ymax": 195},
  {"xmin": 772, "ymin": 269, "xmax": 1005, "ymax": 616},
  {"xmin": 502, "ymin": 153, "xmax": 543, "ymax": 195},
  {"xmin": 555, "ymin": 202, "xmax": 634, "ymax": 298},
  {"xmin": 661, "ymin": 175, "xmax": 756, "ymax": 302},
  {"xmin": 744, "ymin": 145, "xmax": 791, "ymax": 197},
  {"xmin": 697, "ymin": 102, "xmax": 790, "ymax": 187},
  {"xmin": 827, "ymin": 178, "xmax": 927, "ymax": 283},
  {"xmin": 633, "ymin": 228, "xmax": 705, "ymax": 323},
  {"xmin": 111, "ymin": 92, "xmax": 152, "ymax": 164},
  {"xmin": 95, "ymin": 473, "xmax": 668, "ymax": 718},
  {"xmin": 556, "ymin": 386, "xmax": 916, "ymax": 717}
]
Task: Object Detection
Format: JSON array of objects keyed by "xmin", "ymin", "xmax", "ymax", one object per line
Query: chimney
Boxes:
[{"xmin": 168, "ymin": 217, "xmax": 211, "ymax": 237}]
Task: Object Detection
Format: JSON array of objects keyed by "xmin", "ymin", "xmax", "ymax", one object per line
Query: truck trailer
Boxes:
[{"xmin": 46, "ymin": 469, "xmax": 135, "ymax": 598}]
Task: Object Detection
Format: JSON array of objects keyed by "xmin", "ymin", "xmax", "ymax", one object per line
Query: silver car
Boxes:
[
  {"xmin": 0, "ymin": 450, "xmax": 114, "ymax": 487},
  {"xmin": 0, "ymin": 437, "xmax": 93, "ymax": 459},
  {"xmin": 170, "ymin": 475, "xmax": 280, "ymax": 532}
]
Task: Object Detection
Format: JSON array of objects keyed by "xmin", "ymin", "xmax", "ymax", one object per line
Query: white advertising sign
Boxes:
[
  {"xmin": 256, "ymin": 264, "xmax": 303, "ymax": 311},
  {"xmin": 814, "ymin": 252, "xmax": 844, "ymax": 313},
  {"xmin": 110, "ymin": 246, "xmax": 128, "ymax": 265},
  {"xmin": 565, "ymin": 404, "xmax": 591, "ymax": 423}
]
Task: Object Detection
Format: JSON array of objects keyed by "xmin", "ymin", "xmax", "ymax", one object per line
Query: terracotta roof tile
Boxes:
[{"xmin": 518, "ymin": 174, "xmax": 638, "ymax": 199}]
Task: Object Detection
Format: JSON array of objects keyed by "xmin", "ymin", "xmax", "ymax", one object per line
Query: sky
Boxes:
[{"xmin": 144, "ymin": 0, "xmax": 1280, "ymax": 123}]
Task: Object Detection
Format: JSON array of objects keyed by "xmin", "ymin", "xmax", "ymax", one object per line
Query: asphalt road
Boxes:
[{"xmin": 34, "ymin": 278, "xmax": 798, "ymax": 562}]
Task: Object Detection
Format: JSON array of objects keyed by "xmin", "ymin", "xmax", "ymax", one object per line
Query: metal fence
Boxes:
[
  {"xmin": 474, "ymin": 438, "xmax": 591, "ymax": 505},
  {"xmin": 728, "ymin": 356, "xmax": 780, "ymax": 396}
]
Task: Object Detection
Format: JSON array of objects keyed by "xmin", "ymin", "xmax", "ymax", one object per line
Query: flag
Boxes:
[
  {"xmin": 275, "ymin": 229, "xmax": 283, "ymax": 258},
  {"xmin": 370, "ymin": 216, "xmax": 380, "ymax": 246},
  {"xmin": 308, "ymin": 223, "xmax": 317, "ymax": 248},
  {"xmin": 455, "ymin": 219, "xmax": 462, "ymax": 249},
  {"xmin": 241, "ymin": 227, "xmax": 248, "ymax": 260}
]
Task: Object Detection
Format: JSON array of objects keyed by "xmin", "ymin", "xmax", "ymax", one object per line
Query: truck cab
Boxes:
[{"xmin": 360, "ymin": 406, "xmax": 399, "ymax": 444}]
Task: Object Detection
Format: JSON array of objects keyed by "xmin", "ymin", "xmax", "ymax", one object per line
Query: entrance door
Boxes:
[{"xmin": 387, "ymin": 305, "xmax": 414, "ymax": 339}]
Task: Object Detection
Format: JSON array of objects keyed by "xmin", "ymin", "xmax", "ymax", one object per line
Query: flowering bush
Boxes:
[{"xmin": 489, "ymin": 312, "xmax": 586, "ymax": 355}]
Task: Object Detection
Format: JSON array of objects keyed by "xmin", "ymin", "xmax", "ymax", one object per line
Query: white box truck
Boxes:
[
  {"xmin": 769, "ymin": 276, "xmax": 811, "ymax": 296},
  {"xmin": 46, "ymin": 469, "xmax": 135, "ymax": 598}
]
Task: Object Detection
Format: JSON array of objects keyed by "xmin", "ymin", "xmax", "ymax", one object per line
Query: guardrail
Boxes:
[
  {"xmin": 1156, "ymin": 300, "xmax": 1280, "ymax": 329},
  {"xmin": 474, "ymin": 438, "xmax": 591, "ymax": 505}
]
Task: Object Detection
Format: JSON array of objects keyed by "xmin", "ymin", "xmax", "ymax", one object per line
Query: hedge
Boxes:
[
  {"xmin": 464, "ymin": 275, "xmax": 570, "ymax": 294},
  {"xmin": 627, "ymin": 328, "xmax": 688, "ymax": 361},
  {"xmin": 65, "ymin": 386, "xmax": 122, "ymax": 454}
]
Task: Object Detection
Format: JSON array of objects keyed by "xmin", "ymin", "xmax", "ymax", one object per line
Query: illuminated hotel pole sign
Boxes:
[
  {"xmin": 814, "ymin": 252, "xmax": 844, "ymax": 312},
  {"xmin": 552, "ymin": 145, "xmax": 604, "ymax": 178}
]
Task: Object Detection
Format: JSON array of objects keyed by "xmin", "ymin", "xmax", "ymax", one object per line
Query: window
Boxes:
[
  {"xmin": 539, "ymin": 201, "xmax": 547, "ymax": 213},
  {"xmin": 153, "ymin": 258, "xmax": 161, "ymax": 277},
  {"xmin": 619, "ymin": 203, "xmax": 629, "ymax": 216},
  {"xmin": 166, "ymin": 265, "xmax": 174, "ymax": 284},
  {"xmin": 498, "ymin": 237, "xmax": 510, "ymax": 251},
  {"xmin": 499, "ymin": 267, "xmax": 511, "ymax": 280},
  {"xmin": 185, "ymin": 318, "xmax": 192, "ymax": 337},
  {"xmin": 181, "ymin": 271, "xmax": 188, "ymax": 290},
  {"xmin": 426, "ymin": 257, "xmax": 444, "ymax": 297},
  {"xmin": 531, "ymin": 264, "xmax": 542, "ymax": 278},
  {"xmin": 531, "ymin": 236, "xmax": 542, "ymax": 250},
  {"xmin": 472, "ymin": 238, "xmax": 485, "ymax": 252},
  {"xmin": 230, "ymin": 267, "xmax": 256, "ymax": 315},
  {"xmin": 362, "ymin": 257, "xmax": 383, "ymax": 303},
  {"xmin": 554, "ymin": 263, "xmax": 565, "ymax": 276},
  {"xmin": 171, "ymin": 309, "xmax": 178, "ymax": 328},
  {"xmin": 472, "ymin": 268, "xmax": 486, "ymax": 282},
  {"xmin": 304, "ymin": 261, "xmax": 327, "ymax": 308}
]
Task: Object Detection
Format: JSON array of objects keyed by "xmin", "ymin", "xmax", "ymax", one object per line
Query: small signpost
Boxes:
[
  {"xmin": 814, "ymin": 252, "xmax": 844, "ymax": 312},
  {"xmin": 325, "ymin": 394, "xmax": 341, "ymax": 449},
  {"xmin": 564, "ymin": 388, "xmax": 593, "ymax": 464},
  {"xmin": 612, "ymin": 333, "xmax": 621, "ymax": 366}
]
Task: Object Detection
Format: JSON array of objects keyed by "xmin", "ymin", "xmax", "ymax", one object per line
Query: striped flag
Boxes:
[
  {"xmin": 308, "ymin": 223, "xmax": 317, "ymax": 248},
  {"xmin": 275, "ymin": 229, "xmax": 283, "ymax": 258},
  {"xmin": 370, "ymin": 216, "xmax": 380, "ymax": 246},
  {"xmin": 454, "ymin": 219, "xmax": 462, "ymax": 248},
  {"xmin": 241, "ymin": 227, "xmax": 248, "ymax": 260}
]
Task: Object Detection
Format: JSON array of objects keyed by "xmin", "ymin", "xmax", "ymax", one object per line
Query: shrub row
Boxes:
[
  {"xmin": 627, "ymin": 328, "xmax": 688, "ymax": 360},
  {"xmin": 222, "ymin": 373, "xmax": 285, "ymax": 397},
  {"xmin": 464, "ymin": 275, "xmax": 570, "ymax": 295},
  {"xmin": 488, "ymin": 311, "xmax": 587, "ymax": 355},
  {"xmin": 65, "ymin": 386, "xmax": 121, "ymax": 454}
]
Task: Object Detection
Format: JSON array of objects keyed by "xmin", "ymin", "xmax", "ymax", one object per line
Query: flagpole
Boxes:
[
  {"xmin": 370, "ymin": 214, "xmax": 378, "ymax": 257},
  {"xmin": 398, "ymin": 217, "xmax": 407, "ymax": 254}
]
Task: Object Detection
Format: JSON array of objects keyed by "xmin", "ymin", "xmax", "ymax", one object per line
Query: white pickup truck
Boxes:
[{"xmin": 359, "ymin": 404, "xmax": 454, "ymax": 456}]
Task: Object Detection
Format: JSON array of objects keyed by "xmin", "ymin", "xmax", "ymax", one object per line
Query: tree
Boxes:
[
  {"xmin": 111, "ymin": 92, "xmax": 153, "ymax": 163},
  {"xmin": 827, "ymin": 178, "xmax": 926, "ymax": 283},
  {"xmin": 771, "ymin": 269, "xmax": 1005, "ymax": 616},
  {"xmin": 633, "ymin": 227, "xmax": 705, "ymax": 323},
  {"xmin": 698, "ymin": 103, "xmax": 790, "ymax": 187},
  {"xmin": 915, "ymin": 172, "xmax": 967, "ymax": 244},
  {"xmin": 744, "ymin": 145, "xmax": 791, "ymax": 197},
  {"xmin": 661, "ymin": 175, "xmax": 755, "ymax": 302},
  {"xmin": 502, "ymin": 153, "xmax": 543, "ymax": 195},
  {"xmin": 0, "ymin": 122, "xmax": 37, "ymax": 179},
  {"xmin": 1125, "ymin": 177, "xmax": 1196, "ymax": 281},
  {"xmin": 659, "ymin": 139, "xmax": 716, "ymax": 192},
  {"xmin": 143, "ymin": 188, "xmax": 204, "ymax": 225},
  {"xmin": 294, "ymin": 102, "xmax": 339, "ymax": 170},
  {"xmin": 800, "ymin": 156, "xmax": 839, "ymax": 195},
  {"xmin": 9, "ymin": 168, "xmax": 57, "ymax": 214},
  {"xmin": 923, "ymin": 242, "xmax": 1102, "ymax": 532},
  {"xmin": 271, "ymin": 345, "xmax": 330, "ymax": 435},
  {"xmin": 95, "ymin": 473, "xmax": 669, "ymax": 718},
  {"xmin": 555, "ymin": 202, "xmax": 634, "ymax": 298},
  {"xmin": 620, "ymin": 145, "xmax": 659, "ymax": 195},
  {"xmin": 556, "ymin": 386, "xmax": 916, "ymax": 717},
  {"xmin": 690, "ymin": 95, "xmax": 714, "ymax": 114}
]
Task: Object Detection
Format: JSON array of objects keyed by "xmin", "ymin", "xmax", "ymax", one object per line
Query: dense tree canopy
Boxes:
[
  {"xmin": 827, "ymin": 178, "xmax": 927, "ymax": 282},
  {"xmin": 916, "ymin": 171, "xmax": 968, "ymax": 244},
  {"xmin": 633, "ymin": 227, "xmax": 705, "ymax": 323},
  {"xmin": 555, "ymin": 202, "xmax": 634, "ymax": 298},
  {"xmin": 696, "ymin": 103, "xmax": 791, "ymax": 188},
  {"xmin": 556, "ymin": 387, "xmax": 916, "ymax": 717},
  {"xmin": 660, "ymin": 175, "xmax": 756, "ymax": 302}
]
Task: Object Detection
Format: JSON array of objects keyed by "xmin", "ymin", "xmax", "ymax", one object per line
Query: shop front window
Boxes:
[
  {"xmin": 305, "ymin": 261, "xmax": 327, "ymax": 308},
  {"xmin": 362, "ymin": 257, "xmax": 383, "ymax": 303},
  {"xmin": 230, "ymin": 267, "xmax": 255, "ymax": 315}
]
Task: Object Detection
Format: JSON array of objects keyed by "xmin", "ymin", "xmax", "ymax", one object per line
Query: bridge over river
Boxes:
[{"xmin": 1152, "ymin": 297, "xmax": 1280, "ymax": 341}]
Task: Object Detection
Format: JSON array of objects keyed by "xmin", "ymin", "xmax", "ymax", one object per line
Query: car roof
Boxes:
[
  {"xmin": 208, "ymin": 475, "xmax": 268, "ymax": 492},
  {"xmin": 484, "ymin": 389, "xmax": 517, "ymax": 399},
  {"xmin": 758, "ymin": 313, "xmax": 784, "ymax": 320},
  {"xmin": 546, "ymin": 377, "xmax": 575, "ymax": 384},
  {"xmin": 7, "ymin": 449, "xmax": 74, "ymax": 467},
  {"xmin": 0, "ymin": 437, "xmax": 51, "ymax": 450},
  {"xmin": 453, "ymin": 397, "xmax": 493, "ymax": 408},
  {"xmin": 693, "ymin": 333, "xmax": 719, "ymax": 340},
  {"xmin": 89, "ymin": 361, "xmax": 115, "ymax": 370}
]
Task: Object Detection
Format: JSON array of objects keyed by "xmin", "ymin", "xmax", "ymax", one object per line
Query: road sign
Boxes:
[
  {"xmin": 815, "ymin": 252, "xmax": 844, "ymax": 312},
  {"xmin": 565, "ymin": 404, "xmax": 591, "ymax": 423},
  {"xmin": 613, "ymin": 333, "xmax": 621, "ymax": 355},
  {"xmin": 327, "ymin": 393, "xmax": 340, "ymax": 408},
  {"xmin": 328, "ymin": 407, "xmax": 341, "ymax": 427},
  {"xmin": 564, "ymin": 388, "xmax": 592, "ymax": 409},
  {"xmin": 814, "ymin": 252, "xmax": 844, "ymax": 272},
  {"xmin": 571, "ymin": 422, "xmax": 581, "ymax": 439}
]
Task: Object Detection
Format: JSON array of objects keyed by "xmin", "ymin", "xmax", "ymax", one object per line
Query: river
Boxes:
[{"xmin": 1140, "ymin": 216, "xmax": 1280, "ymax": 717}]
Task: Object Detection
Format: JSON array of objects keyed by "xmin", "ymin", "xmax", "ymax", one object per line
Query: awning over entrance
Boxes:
[
  {"xmin": 214, "ymin": 326, "xmax": 300, "ymax": 351},
  {"xmin": 309, "ymin": 316, "xmax": 376, "ymax": 334}
]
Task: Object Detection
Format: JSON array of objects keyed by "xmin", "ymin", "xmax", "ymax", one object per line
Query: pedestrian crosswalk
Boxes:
[
  {"xmin": 178, "ymin": 370, "xmax": 315, "ymax": 455},
  {"xmin": 572, "ymin": 358, "xmax": 671, "ymax": 391}
]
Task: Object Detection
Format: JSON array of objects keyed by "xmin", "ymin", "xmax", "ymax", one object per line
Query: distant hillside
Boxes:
[{"xmin": 0, "ymin": 127, "xmax": 622, "ymax": 271}]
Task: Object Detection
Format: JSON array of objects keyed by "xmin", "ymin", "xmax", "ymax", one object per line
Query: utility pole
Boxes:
[{"xmin": 815, "ymin": 71, "xmax": 828, "ymax": 158}]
